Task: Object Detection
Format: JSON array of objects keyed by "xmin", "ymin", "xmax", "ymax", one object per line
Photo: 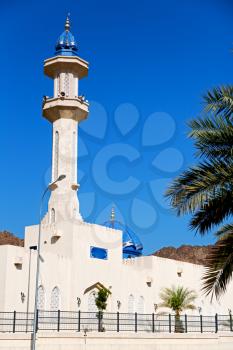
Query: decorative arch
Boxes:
[
  {"xmin": 84, "ymin": 282, "xmax": 111, "ymax": 314},
  {"xmin": 137, "ymin": 296, "xmax": 144, "ymax": 314},
  {"xmin": 84, "ymin": 282, "xmax": 111, "ymax": 296},
  {"xmin": 128, "ymin": 294, "xmax": 134, "ymax": 314},
  {"xmin": 51, "ymin": 286, "xmax": 60, "ymax": 311},
  {"xmin": 38, "ymin": 285, "xmax": 45, "ymax": 310},
  {"xmin": 88, "ymin": 291, "xmax": 98, "ymax": 312}
]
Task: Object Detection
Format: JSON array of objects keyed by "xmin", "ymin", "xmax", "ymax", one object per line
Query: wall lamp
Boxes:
[
  {"xmin": 117, "ymin": 300, "xmax": 121, "ymax": 310},
  {"xmin": 177, "ymin": 267, "xmax": 183, "ymax": 277},
  {"xmin": 21, "ymin": 292, "xmax": 26, "ymax": 303},
  {"xmin": 77, "ymin": 297, "xmax": 81, "ymax": 307}
]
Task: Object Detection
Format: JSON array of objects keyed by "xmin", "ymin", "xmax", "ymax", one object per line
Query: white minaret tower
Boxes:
[{"xmin": 42, "ymin": 16, "xmax": 89, "ymax": 222}]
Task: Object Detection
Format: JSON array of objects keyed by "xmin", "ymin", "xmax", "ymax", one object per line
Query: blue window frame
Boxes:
[{"xmin": 90, "ymin": 246, "xmax": 108, "ymax": 260}]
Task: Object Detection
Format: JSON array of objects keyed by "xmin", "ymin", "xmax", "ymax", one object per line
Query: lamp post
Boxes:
[
  {"xmin": 32, "ymin": 174, "xmax": 66, "ymax": 350},
  {"xmin": 26, "ymin": 245, "xmax": 37, "ymax": 332}
]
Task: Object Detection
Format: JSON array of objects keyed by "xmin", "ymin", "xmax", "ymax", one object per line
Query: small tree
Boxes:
[
  {"xmin": 95, "ymin": 288, "xmax": 110, "ymax": 311},
  {"xmin": 159, "ymin": 286, "xmax": 197, "ymax": 332},
  {"xmin": 95, "ymin": 288, "xmax": 110, "ymax": 331}
]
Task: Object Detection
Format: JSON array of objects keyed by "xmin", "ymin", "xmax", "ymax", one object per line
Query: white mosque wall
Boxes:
[
  {"xmin": 1, "ymin": 332, "xmax": 233, "ymax": 350},
  {"xmin": 0, "ymin": 219, "xmax": 233, "ymax": 315}
]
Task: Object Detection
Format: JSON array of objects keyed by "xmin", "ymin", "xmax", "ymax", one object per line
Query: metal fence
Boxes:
[{"xmin": 0, "ymin": 311, "xmax": 232, "ymax": 334}]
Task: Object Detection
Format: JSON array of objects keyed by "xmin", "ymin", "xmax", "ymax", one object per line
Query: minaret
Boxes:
[{"xmin": 42, "ymin": 16, "xmax": 89, "ymax": 222}]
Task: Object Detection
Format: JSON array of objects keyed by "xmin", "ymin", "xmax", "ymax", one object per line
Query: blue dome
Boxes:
[
  {"xmin": 103, "ymin": 220, "xmax": 143, "ymax": 258},
  {"xmin": 55, "ymin": 16, "xmax": 78, "ymax": 56}
]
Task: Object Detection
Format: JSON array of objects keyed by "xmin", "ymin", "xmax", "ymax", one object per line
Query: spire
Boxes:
[
  {"xmin": 55, "ymin": 14, "xmax": 78, "ymax": 56},
  {"xmin": 65, "ymin": 14, "xmax": 70, "ymax": 32},
  {"xmin": 110, "ymin": 207, "xmax": 115, "ymax": 224}
]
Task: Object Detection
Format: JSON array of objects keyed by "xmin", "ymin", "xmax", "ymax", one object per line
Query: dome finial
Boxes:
[
  {"xmin": 65, "ymin": 13, "xmax": 71, "ymax": 31},
  {"xmin": 55, "ymin": 13, "xmax": 78, "ymax": 56},
  {"xmin": 110, "ymin": 207, "xmax": 115, "ymax": 223}
]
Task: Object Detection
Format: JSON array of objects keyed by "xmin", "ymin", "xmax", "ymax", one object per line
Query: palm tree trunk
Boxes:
[{"xmin": 174, "ymin": 312, "xmax": 184, "ymax": 333}]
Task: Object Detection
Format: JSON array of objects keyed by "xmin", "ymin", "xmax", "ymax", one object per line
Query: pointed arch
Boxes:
[
  {"xmin": 38, "ymin": 285, "xmax": 45, "ymax": 311},
  {"xmin": 88, "ymin": 291, "xmax": 98, "ymax": 312},
  {"xmin": 128, "ymin": 294, "xmax": 134, "ymax": 314},
  {"xmin": 51, "ymin": 286, "xmax": 60, "ymax": 311}
]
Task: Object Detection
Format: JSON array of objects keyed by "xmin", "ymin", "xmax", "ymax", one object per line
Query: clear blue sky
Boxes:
[{"xmin": 1, "ymin": 0, "xmax": 233, "ymax": 254}]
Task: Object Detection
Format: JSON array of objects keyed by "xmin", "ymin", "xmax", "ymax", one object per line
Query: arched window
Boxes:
[
  {"xmin": 128, "ymin": 294, "xmax": 134, "ymax": 314},
  {"xmin": 51, "ymin": 287, "xmax": 60, "ymax": 311},
  {"xmin": 88, "ymin": 291, "xmax": 98, "ymax": 312},
  {"xmin": 51, "ymin": 208, "xmax": 55, "ymax": 224},
  {"xmin": 137, "ymin": 296, "xmax": 144, "ymax": 314},
  {"xmin": 38, "ymin": 285, "xmax": 45, "ymax": 310},
  {"xmin": 54, "ymin": 131, "xmax": 59, "ymax": 180}
]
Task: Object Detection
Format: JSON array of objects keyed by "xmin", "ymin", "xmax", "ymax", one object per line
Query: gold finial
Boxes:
[
  {"xmin": 110, "ymin": 207, "xmax": 115, "ymax": 223},
  {"xmin": 65, "ymin": 13, "xmax": 71, "ymax": 31}
]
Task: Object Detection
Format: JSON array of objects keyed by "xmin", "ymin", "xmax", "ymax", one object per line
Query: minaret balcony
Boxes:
[
  {"xmin": 44, "ymin": 55, "xmax": 88, "ymax": 79},
  {"xmin": 43, "ymin": 97, "xmax": 89, "ymax": 122}
]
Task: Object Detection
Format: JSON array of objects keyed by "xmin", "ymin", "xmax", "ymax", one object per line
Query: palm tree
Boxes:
[
  {"xmin": 159, "ymin": 286, "xmax": 197, "ymax": 332},
  {"xmin": 166, "ymin": 85, "xmax": 233, "ymax": 300}
]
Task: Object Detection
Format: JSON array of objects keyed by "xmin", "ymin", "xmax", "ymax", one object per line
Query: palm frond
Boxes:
[
  {"xmin": 214, "ymin": 224, "xmax": 233, "ymax": 239},
  {"xmin": 202, "ymin": 226, "xmax": 233, "ymax": 300},
  {"xmin": 188, "ymin": 116, "xmax": 233, "ymax": 160},
  {"xmin": 203, "ymin": 86, "xmax": 233, "ymax": 119},
  {"xmin": 159, "ymin": 286, "xmax": 197, "ymax": 313},
  {"xmin": 165, "ymin": 84, "xmax": 233, "ymax": 298},
  {"xmin": 190, "ymin": 189, "xmax": 233, "ymax": 234},
  {"xmin": 166, "ymin": 159, "xmax": 233, "ymax": 216}
]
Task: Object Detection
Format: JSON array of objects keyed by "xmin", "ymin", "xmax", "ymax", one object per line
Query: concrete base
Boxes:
[{"xmin": 0, "ymin": 332, "xmax": 233, "ymax": 350}]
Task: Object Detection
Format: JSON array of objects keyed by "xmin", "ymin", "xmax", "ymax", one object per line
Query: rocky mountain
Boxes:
[
  {"xmin": 0, "ymin": 231, "xmax": 24, "ymax": 247},
  {"xmin": 0, "ymin": 231, "xmax": 212, "ymax": 266},
  {"xmin": 153, "ymin": 244, "xmax": 214, "ymax": 265}
]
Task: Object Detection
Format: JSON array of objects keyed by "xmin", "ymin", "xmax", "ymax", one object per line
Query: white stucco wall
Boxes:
[
  {"xmin": 0, "ymin": 219, "xmax": 233, "ymax": 315},
  {"xmin": 0, "ymin": 332, "xmax": 233, "ymax": 350}
]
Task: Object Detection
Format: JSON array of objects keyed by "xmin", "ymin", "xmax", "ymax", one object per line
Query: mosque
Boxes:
[{"xmin": 0, "ymin": 17, "xmax": 232, "ymax": 317}]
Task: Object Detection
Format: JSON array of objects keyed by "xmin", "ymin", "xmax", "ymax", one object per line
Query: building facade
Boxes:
[{"xmin": 0, "ymin": 17, "xmax": 232, "ymax": 316}]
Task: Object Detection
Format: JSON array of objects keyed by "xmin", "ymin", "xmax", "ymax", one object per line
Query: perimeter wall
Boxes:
[{"xmin": 0, "ymin": 332, "xmax": 233, "ymax": 350}]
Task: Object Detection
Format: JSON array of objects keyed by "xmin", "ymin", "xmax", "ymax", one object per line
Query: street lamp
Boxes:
[
  {"xmin": 32, "ymin": 174, "xmax": 66, "ymax": 350},
  {"xmin": 26, "ymin": 245, "xmax": 37, "ymax": 332}
]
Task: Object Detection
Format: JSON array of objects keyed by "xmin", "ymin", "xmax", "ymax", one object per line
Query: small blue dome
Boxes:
[
  {"xmin": 103, "ymin": 219, "xmax": 143, "ymax": 258},
  {"xmin": 55, "ymin": 16, "xmax": 78, "ymax": 56}
]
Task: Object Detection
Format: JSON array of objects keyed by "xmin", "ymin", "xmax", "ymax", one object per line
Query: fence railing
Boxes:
[{"xmin": 0, "ymin": 311, "xmax": 232, "ymax": 334}]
